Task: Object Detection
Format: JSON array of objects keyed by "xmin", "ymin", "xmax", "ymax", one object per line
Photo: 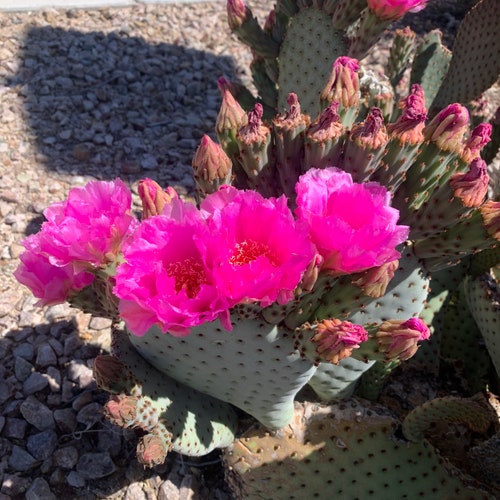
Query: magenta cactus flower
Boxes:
[
  {"xmin": 14, "ymin": 233, "xmax": 94, "ymax": 306},
  {"xmin": 295, "ymin": 167, "xmax": 409, "ymax": 274},
  {"xmin": 201, "ymin": 186, "xmax": 315, "ymax": 307},
  {"xmin": 37, "ymin": 178, "xmax": 135, "ymax": 268},
  {"xmin": 311, "ymin": 318, "xmax": 369, "ymax": 364},
  {"xmin": 114, "ymin": 198, "xmax": 232, "ymax": 337},
  {"xmin": 367, "ymin": 0, "xmax": 427, "ymax": 21}
]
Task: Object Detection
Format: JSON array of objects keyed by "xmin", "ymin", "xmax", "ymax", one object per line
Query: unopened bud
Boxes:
[
  {"xmin": 227, "ymin": 0, "xmax": 248, "ymax": 29},
  {"xmin": 480, "ymin": 200, "xmax": 500, "ymax": 240},
  {"xmin": 450, "ymin": 158, "xmax": 489, "ymax": 208},
  {"xmin": 138, "ymin": 179, "xmax": 178, "ymax": 219},
  {"xmin": 311, "ymin": 318, "xmax": 368, "ymax": 364},
  {"xmin": 321, "ymin": 56, "xmax": 360, "ymax": 109},
  {"xmin": 105, "ymin": 394, "xmax": 139, "ymax": 427},
  {"xmin": 461, "ymin": 123, "xmax": 492, "ymax": 163},
  {"xmin": 137, "ymin": 432, "xmax": 169, "ymax": 467},
  {"xmin": 376, "ymin": 317, "xmax": 430, "ymax": 361},
  {"xmin": 423, "ymin": 103, "xmax": 469, "ymax": 153},
  {"xmin": 352, "ymin": 259, "xmax": 398, "ymax": 298},
  {"xmin": 216, "ymin": 77, "xmax": 248, "ymax": 138}
]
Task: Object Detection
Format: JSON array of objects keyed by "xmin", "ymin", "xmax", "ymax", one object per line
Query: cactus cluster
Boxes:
[{"xmin": 12, "ymin": 0, "xmax": 500, "ymax": 495}]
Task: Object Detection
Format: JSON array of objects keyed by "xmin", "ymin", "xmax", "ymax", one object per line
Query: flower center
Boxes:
[
  {"xmin": 167, "ymin": 258, "xmax": 207, "ymax": 298},
  {"xmin": 229, "ymin": 239, "xmax": 274, "ymax": 266}
]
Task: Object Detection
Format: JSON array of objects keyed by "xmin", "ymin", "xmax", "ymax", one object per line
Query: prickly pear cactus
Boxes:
[
  {"xmin": 126, "ymin": 312, "xmax": 317, "ymax": 429},
  {"xmin": 224, "ymin": 400, "xmax": 493, "ymax": 499},
  {"xmin": 93, "ymin": 327, "xmax": 238, "ymax": 464}
]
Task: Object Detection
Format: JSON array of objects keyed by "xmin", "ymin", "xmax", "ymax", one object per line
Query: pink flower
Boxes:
[
  {"xmin": 14, "ymin": 233, "xmax": 94, "ymax": 306},
  {"xmin": 295, "ymin": 167, "xmax": 409, "ymax": 274},
  {"xmin": 114, "ymin": 198, "xmax": 231, "ymax": 336},
  {"xmin": 201, "ymin": 186, "xmax": 315, "ymax": 307},
  {"xmin": 38, "ymin": 179, "xmax": 135, "ymax": 268},
  {"xmin": 311, "ymin": 318, "xmax": 369, "ymax": 364},
  {"xmin": 367, "ymin": 0, "xmax": 427, "ymax": 21}
]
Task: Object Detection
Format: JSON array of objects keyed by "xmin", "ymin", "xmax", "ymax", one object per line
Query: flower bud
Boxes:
[
  {"xmin": 423, "ymin": 103, "xmax": 470, "ymax": 153},
  {"xmin": 480, "ymin": 200, "xmax": 500, "ymax": 240},
  {"xmin": 351, "ymin": 259, "xmax": 399, "ymax": 298},
  {"xmin": 311, "ymin": 318, "xmax": 368, "ymax": 364},
  {"xmin": 192, "ymin": 135, "xmax": 233, "ymax": 196},
  {"xmin": 449, "ymin": 158, "xmax": 489, "ymax": 208},
  {"xmin": 104, "ymin": 394, "xmax": 139, "ymax": 428},
  {"xmin": 387, "ymin": 84, "xmax": 427, "ymax": 145},
  {"xmin": 137, "ymin": 432, "xmax": 169, "ymax": 467},
  {"xmin": 216, "ymin": 77, "xmax": 248, "ymax": 139},
  {"xmin": 320, "ymin": 56, "xmax": 360, "ymax": 110},
  {"xmin": 461, "ymin": 123, "xmax": 492, "ymax": 163},
  {"xmin": 138, "ymin": 178, "xmax": 178, "ymax": 219},
  {"xmin": 349, "ymin": 107, "xmax": 388, "ymax": 150},
  {"xmin": 376, "ymin": 317, "xmax": 430, "ymax": 361},
  {"xmin": 227, "ymin": 0, "xmax": 248, "ymax": 29}
]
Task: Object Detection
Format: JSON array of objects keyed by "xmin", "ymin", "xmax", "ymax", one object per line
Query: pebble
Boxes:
[
  {"xmin": 53, "ymin": 446, "xmax": 79, "ymax": 469},
  {"xmin": 8, "ymin": 445, "xmax": 38, "ymax": 472},
  {"xmin": 35, "ymin": 343, "xmax": 57, "ymax": 367},
  {"xmin": 76, "ymin": 452, "xmax": 116, "ymax": 479},
  {"xmin": 27, "ymin": 430, "xmax": 58, "ymax": 460},
  {"xmin": 23, "ymin": 371, "xmax": 49, "ymax": 394},
  {"xmin": 76, "ymin": 402, "xmax": 103, "ymax": 427},
  {"xmin": 14, "ymin": 356, "xmax": 33, "ymax": 381},
  {"xmin": 3, "ymin": 418, "xmax": 27, "ymax": 440},
  {"xmin": 20, "ymin": 396, "xmax": 55, "ymax": 430},
  {"xmin": 53, "ymin": 408, "xmax": 78, "ymax": 434},
  {"xmin": 25, "ymin": 478, "xmax": 57, "ymax": 500},
  {"xmin": 66, "ymin": 471, "xmax": 86, "ymax": 488}
]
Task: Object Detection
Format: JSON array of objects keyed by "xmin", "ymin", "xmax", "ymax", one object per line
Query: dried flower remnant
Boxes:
[{"xmin": 450, "ymin": 158, "xmax": 489, "ymax": 208}]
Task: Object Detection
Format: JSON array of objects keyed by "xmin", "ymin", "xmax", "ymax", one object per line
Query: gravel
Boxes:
[
  {"xmin": 0, "ymin": 1, "xmax": 266, "ymax": 497},
  {"xmin": 0, "ymin": 1, "xmax": 498, "ymax": 498}
]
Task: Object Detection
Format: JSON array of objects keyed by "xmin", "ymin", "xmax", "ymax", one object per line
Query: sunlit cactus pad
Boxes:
[
  {"xmin": 224, "ymin": 400, "xmax": 492, "ymax": 499},
  {"xmin": 127, "ymin": 315, "xmax": 317, "ymax": 429}
]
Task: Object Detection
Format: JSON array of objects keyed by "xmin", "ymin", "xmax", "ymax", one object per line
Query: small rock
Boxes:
[
  {"xmin": 4, "ymin": 417, "xmax": 27, "ymax": 439},
  {"xmin": 53, "ymin": 408, "xmax": 77, "ymax": 433},
  {"xmin": 8, "ymin": 445, "xmax": 38, "ymax": 472},
  {"xmin": 76, "ymin": 452, "xmax": 116, "ymax": 479},
  {"xmin": 76, "ymin": 402, "xmax": 103, "ymax": 427},
  {"xmin": 89, "ymin": 316, "xmax": 112, "ymax": 330},
  {"xmin": 1, "ymin": 473, "xmax": 31, "ymax": 496},
  {"xmin": 0, "ymin": 416, "xmax": 4, "ymax": 433},
  {"xmin": 97, "ymin": 423, "xmax": 122, "ymax": 456},
  {"xmin": 66, "ymin": 471, "xmax": 85, "ymax": 488},
  {"xmin": 53, "ymin": 446, "xmax": 79, "ymax": 469},
  {"xmin": 158, "ymin": 479, "xmax": 180, "ymax": 500},
  {"xmin": 25, "ymin": 477, "xmax": 56, "ymax": 500},
  {"xmin": 72, "ymin": 390, "xmax": 92, "ymax": 411},
  {"xmin": 12, "ymin": 342, "xmax": 34, "ymax": 360},
  {"xmin": 67, "ymin": 359, "xmax": 94, "ymax": 389},
  {"xmin": 141, "ymin": 154, "xmax": 158, "ymax": 170},
  {"xmin": 0, "ymin": 380, "xmax": 14, "ymax": 404},
  {"xmin": 20, "ymin": 396, "xmax": 55, "ymax": 430},
  {"xmin": 23, "ymin": 371, "xmax": 49, "ymax": 394},
  {"xmin": 72, "ymin": 143, "xmax": 91, "ymax": 161},
  {"xmin": 27, "ymin": 429, "xmax": 58, "ymax": 460},
  {"xmin": 64, "ymin": 335, "xmax": 83, "ymax": 356},
  {"xmin": 125, "ymin": 483, "xmax": 147, "ymax": 500},
  {"xmin": 36, "ymin": 343, "xmax": 57, "ymax": 367},
  {"xmin": 14, "ymin": 356, "xmax": 33, "ymax": 381},
  {"xmin": 45, "ymin": 366, "xmax": 61, "ymax": 391}
]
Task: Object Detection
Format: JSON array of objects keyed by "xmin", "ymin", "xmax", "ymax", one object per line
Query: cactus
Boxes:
[
  {"xmin": 12, "ymin": 0, "xmax": 500, "ymax": 484},
  {"xmin": 224, "ymin": 400, "xmax": 495, "ymax": 499}
]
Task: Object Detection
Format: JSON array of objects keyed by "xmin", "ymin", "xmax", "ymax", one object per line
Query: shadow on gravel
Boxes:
[
  {"xmin": 5, "ymin": 25, "xmax": 242, "ymax": 188},
  {"xmin": 1, "ymin": 320, "xmax": 233, "ymax": 498}
]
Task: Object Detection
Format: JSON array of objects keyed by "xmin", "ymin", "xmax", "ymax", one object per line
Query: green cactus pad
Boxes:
[
  {"xmin": 463, "ymin": 272, "xmax": 500, "ymax": 378},
  {"xmin": 277, "ymin": 8, "xmax": 347, "ymax": 117},
  {"xmin": 409, "ymin": 30, "xmax": 451, "ymax": 111},
  {"xmin": 127, "ymin": 316, "xmax": 317, "ymax": 429},
  {"xmin": 224, "ymin": 400, "xmax": 491, "ymax": 499},
  {"xmin": 432, "ymin": 0, "xmax": 500, "ymax": 112},
  {"xmin": 100, "ymin": 328, "xmax": 238, "ymax": 457},
  {"xmin": 402, "ymin": 395, "xmax": 496, "ymax": 443}
]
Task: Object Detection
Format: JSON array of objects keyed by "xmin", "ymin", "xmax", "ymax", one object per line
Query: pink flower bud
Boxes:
[
  {"xmin": 216, "ymin": 78, "xmax": 248, "ymax": 135},
  {"xmin": 376, "ymin": 317, "xmax": 430, "ymax": 361},
  {"xmin": 367, "ymin": 0, "xmax": 427, "ymax": 21},
  {"xmin": 387, "ymin": 84, "xmax": 427, "ymax": 144},
  {"xmin": 138, "ymin": 179, "xmax": 178, "ymax": 219},
  {"xmin": 349, "ymin": 107, "xmax": 388, "ymax": 150},
  {"xmin": 137, "ymin": 433, "xmax": 169, "ymax": 467},
  {"xmin": 227, "ymin": 0, "xmax": 248, "ymax": 29},
  {"xmin": 351, "ymin": 259, "xmax": 399, "ymax": 298},
  {"xmin": 104, "ymin": 394, "xmax": 139, "ymax": 428},
  {"xmin": 192, "ymin": 135, "xmax": 233, "ymax": 192},
  {"xmin": 311, "ymin": 318, "xmax": 368, "ymax": 364},
  {"xmin": 480, "ymin": 200, "xmax": 500, "ymax": 240},
  {"xmin": 449, "ymin": 158, "xmax": 489, "ymax": 208},
  {"xmin": 321, "ymin": 56, "xmax": 360, "ymax": 109},
  {"xmin": 461, "ymin": 123, "xmax": 492, "ymax": 163},
  {"xmin": 423, "ymin": 103, "xmax": 470, "ymax": 153}
]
